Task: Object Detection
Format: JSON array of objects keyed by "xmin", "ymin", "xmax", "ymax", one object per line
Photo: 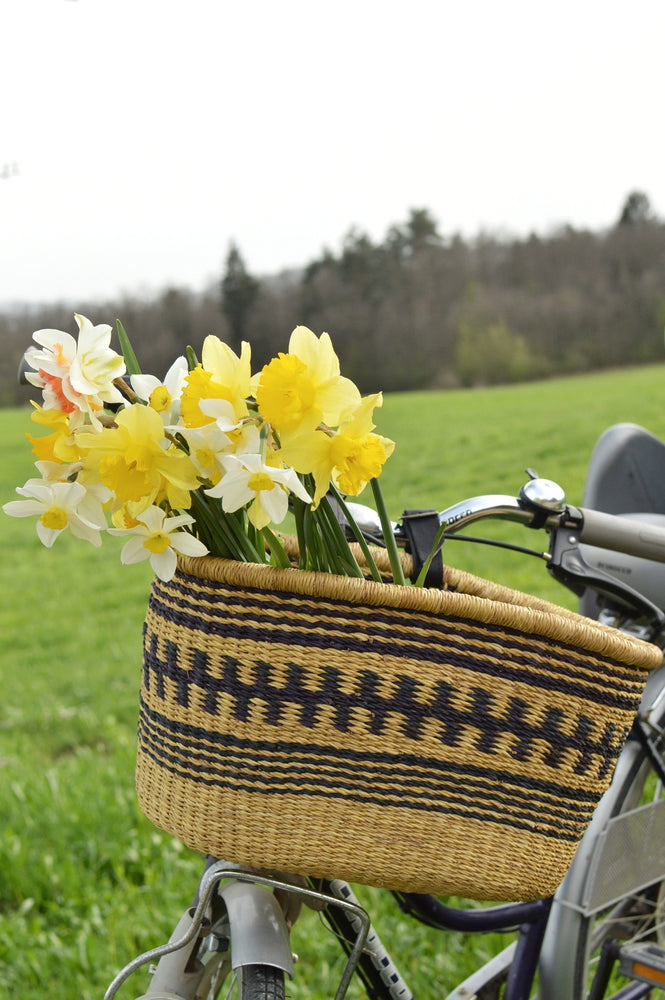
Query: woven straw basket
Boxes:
[{"xmin": 136, "ymin": 549, "xmax": 662, "ymax": 902}]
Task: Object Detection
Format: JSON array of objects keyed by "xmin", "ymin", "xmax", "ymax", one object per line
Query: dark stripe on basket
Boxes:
[
  {"xmin": 137, "ymin": 712, "xmax": 591, "ymax": 841},
  {"xmin": 147, "ymin": 585, "xmax": 642, "ymax": 708},
  {"xmin": 138, "ymin": 742, "xmax": 591, "ymax": 842},
  {"xmin": 158, "ymin": 571, "xmax": 641, "ymax": 681},
  {"xmin": 138, "ymin": 700, "xmax": 602, "ymax": 822},
  {"xmin": 141, "ymin": 633, "xmax": 629, "ymax": 779},
  {"xmin": 137, "ymin": 699, "xmax": 605, "ymax": 836},
  {"xmin": 138, "ymin": 698, "xmax": 605, "ymax": 805},
  {"xmin": 152, "ymin": 573, "xmax": 611, "ymax": 665}
]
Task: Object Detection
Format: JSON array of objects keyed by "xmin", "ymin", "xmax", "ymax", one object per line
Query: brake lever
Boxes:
[{"xmin": 547, "ymin": 513, "xmax": 665, "ymax": 631}]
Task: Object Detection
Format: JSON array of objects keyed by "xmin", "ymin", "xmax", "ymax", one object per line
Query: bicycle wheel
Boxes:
[
  {"xmin": 539, "ymin": 676, "xmax": 665, "ymax": 998},
  {"xmin": 194, "ymin": 912, "xmax": 286, "ymax": 1000},
  {"xmin": 196, "ymin": 958, "xmax": 285, "ymax": 1000}
]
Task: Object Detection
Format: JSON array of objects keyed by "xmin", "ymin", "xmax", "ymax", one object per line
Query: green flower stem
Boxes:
[
  {"xmin": 292, "ymin": 497, "xmax": 309, "ymax": 570},
  {"xmin": 303, "ymin": 505, "xmax": 325, "ymax": 571},
  {"xmin": 190, "ymin": 492, "xmax": 260, "ymax": 563},
  {"xmin": 321, "ymin": 491, "xmax": 377, "ymax": 581},
  {"xmin": 317, "ymin": 497, "xmax": 364, "ymax": 577},
  {"xmin": 315, "ymin": 516, "xmax": 345, "ymax": 575},
  {"xmin": 328, "ymin": 485, "xmax": 383, "ymax": 583},
  {"xmin": 224, "ymin": 509, "xmax": 265, "ymax": 563},
  {"xmin": 370, "ymin": 478, "xmax": 406, "ymax": 586},
  {"xmin": 246, "ymin": 520, "xmax": 265, "ymax": 559},
  {"xmin": 296, "ymin": 477, "xmax": 327, "ymax": 571},
  {"xmin": 189, "ymin": 491, "xmax": 234, "ymax": 558}
]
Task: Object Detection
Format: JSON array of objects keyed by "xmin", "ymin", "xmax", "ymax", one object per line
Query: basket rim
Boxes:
[{"xmin": 174, "ymin": 553, "xmax": 662, "ymax": 672}]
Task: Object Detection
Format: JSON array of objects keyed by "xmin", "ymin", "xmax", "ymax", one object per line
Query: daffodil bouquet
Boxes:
[{"xmin": 4, "ymin": 314, "xmax": 404, "ymax": 584}]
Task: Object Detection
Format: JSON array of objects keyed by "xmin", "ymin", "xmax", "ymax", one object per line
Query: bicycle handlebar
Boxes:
[
  {"xmin": 436, "ymin": 494, "xmax": 557, "ymax": 534},
  {"xmin": 425, "ymin": 479, "xmax": 665, "ymax": 630},
  {"xmin": 435, "ymin": 490, "xmax": 665, "ymax": 566}
]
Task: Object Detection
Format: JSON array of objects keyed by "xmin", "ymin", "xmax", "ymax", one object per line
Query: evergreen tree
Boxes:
[
  {"xmin": 618, "ymin": 190, "xmax": 656, "ymax": 226},
  {"xmin": 221, "ymin": 242, "xmax": 259, "ymax": 351}
]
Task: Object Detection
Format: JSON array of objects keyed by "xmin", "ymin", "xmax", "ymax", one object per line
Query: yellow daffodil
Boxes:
[
  {"xmin": 180, "ymin": 338, "xmax": 253, "ymax": 428},
  {"xmin": 76, "ymin": 403, "xmax": 200, "ymax": 513},
  {"xmin": 256, "ymin": 326, "xmax": 361, "ymax": 435},
  {"xmin": 7, "ymin": 314, "xmax": 398, "ymax": 581},
  {"xmin": 180, "ymin": 367, "xmax": 222, "ymax": 428},
  {"xmin": 27, "ymin": 403, "xmax": 81, "ymax": 464},
  {"xmin": 279, "ymin": 393, "xmax": 395, "ymax": 505}
]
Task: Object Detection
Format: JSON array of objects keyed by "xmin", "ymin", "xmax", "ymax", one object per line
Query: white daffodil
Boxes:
[
  {"xmin": 25, "ymin": 313, "xmax": 126, "ymax": 428},
  {"xmin": 179, "ymin": 422, "xmax": 235, "ymax": 486},
  {"xmin": 31, "ymin": 459, "xmax": 80, "ymax": 483},
  {"xmin": 197, "ymin": 397, "xmax": 243, "ymax": 431},
  {"xmin": 2, "ymin": 478, "xmax": 108, "ymax": 547},
  {"xmin": 131, "ymin": 357, "xmax": 188, "ymax": 426},
  {"xmin": 108, "ymin": 506, "xmax": 209, "ymax": 581},
  {"xmin": 205, "ymin": 452, "xmax": 311, "ymax": 529}
]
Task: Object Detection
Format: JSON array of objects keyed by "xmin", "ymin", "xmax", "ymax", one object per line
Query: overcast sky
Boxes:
[{"xmin": 2, "ymin": 0, "xmax": 664, "ymax": 306}]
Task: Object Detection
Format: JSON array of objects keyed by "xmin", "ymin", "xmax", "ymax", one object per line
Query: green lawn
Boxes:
[{"xmin": 1, "ymin": 363, "xmax": 664, "ymax": 998}]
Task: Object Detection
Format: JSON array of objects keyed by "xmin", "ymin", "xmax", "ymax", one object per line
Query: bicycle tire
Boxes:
[
  {"xmin": 190, "ymin": 898, "xmax": 286, "ymax": 1000},
  {"xmin": 195, "ymin": 959, "xmax": 285, "ymax": 1000},
  {"xmin": 538, "ymin": 681, "xmax": 665, "ymax": 998}
]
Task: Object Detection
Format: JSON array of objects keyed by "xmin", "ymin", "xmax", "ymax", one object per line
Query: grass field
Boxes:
[{"xmin": 2, "ymin": 363, "xmax": 665, "ymax": 998}]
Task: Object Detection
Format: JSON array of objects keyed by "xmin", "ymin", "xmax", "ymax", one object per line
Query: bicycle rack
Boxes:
[{"xmin": 103, "ymin": 862, "xmax": 371, "ymax": 1000}]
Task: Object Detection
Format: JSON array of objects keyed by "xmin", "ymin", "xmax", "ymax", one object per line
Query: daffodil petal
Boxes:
[
  {"xmin": 120, "ymin": 535, "xmax": 151, "ymax": 565},
  {"xmin": 68, "ymin": 519, "xmax": 103, "ymax": 547},
  {"xmin": 150, "ymin": 548, "xmax": 177, "ymax": 581},
  {"xmin": 169, "ymin": 532, "xmax": 209, "ymax": 557},
  {"xmin": 2, "ymin": 499, "xmax": 45, "ymax": 518},
  {"xmin": 258, "ymin": 486, "xmax": 288, "ymax": 524},
  {"xmin": 35, "ymin": 522, "xmax": 62, "ymax": 547}
]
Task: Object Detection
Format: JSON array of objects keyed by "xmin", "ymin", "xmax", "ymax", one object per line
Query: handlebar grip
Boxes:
[{"xmin": 580, "ymin": 508, "xmax": 665, "ymax": 564}]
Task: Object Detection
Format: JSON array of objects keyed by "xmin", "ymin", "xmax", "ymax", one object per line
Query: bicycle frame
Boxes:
[{"xmin": 314, "ymin": 880, "xmax": 553, "ymax": 1000}]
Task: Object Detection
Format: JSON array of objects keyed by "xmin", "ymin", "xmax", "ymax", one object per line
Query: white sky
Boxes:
[{"xmin": 2, "ymin": 0, "xmax": 664, "ymax": 305}]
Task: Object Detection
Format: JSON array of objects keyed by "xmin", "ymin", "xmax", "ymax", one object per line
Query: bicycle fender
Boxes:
[{"xmin": 219, "ymin": 880, "xmax": 294, "ymax": 977}]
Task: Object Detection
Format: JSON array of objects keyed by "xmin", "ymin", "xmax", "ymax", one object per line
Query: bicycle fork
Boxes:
[{"xmin": 104, "ymin": 862, "xmax": 372, "ymax": 1000}]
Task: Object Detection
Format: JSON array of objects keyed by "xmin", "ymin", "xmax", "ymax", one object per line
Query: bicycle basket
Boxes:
[{"xmin": 135, "ymin": 551, "xmax": 662, "ymax": 901}]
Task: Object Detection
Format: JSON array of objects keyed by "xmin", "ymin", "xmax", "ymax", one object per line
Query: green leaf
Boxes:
[
  {"xmin": 263, "ymin": 528, "xmax": 292, "ymax": 568},
  {"xmin": 186, "ymin": 345, "xmax": 200, "ymax": 371},
  {"xmin": 413, "ymin": 520, "xmax": 447, "ymax": 588},
  {"xmin": 115, "ymin": 320, "xmax": 142, "ymax": 376}
]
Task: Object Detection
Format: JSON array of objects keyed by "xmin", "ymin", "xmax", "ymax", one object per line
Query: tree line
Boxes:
[{"xmin": 3, "ymin": 191, "xmax": 664, "ymax": 406}]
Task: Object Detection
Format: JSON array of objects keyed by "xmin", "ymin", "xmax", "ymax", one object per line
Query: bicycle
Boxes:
[{"xmin": 104, "ymin": 422, "xmax": 665, "ymax": 1000}]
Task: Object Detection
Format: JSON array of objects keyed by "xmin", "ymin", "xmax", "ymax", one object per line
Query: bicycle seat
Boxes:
[
  {"xmin": 583, "ymin": 423, "xmax": 665, "ymax": 517},
  {"xmin": 580, "ymin": 423, "xmax": 665, "ymax": 620}
]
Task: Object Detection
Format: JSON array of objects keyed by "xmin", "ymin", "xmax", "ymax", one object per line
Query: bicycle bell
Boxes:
[{"xmin": 519, "ymin": 473, "xmax": 567, "ymax": 513}]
